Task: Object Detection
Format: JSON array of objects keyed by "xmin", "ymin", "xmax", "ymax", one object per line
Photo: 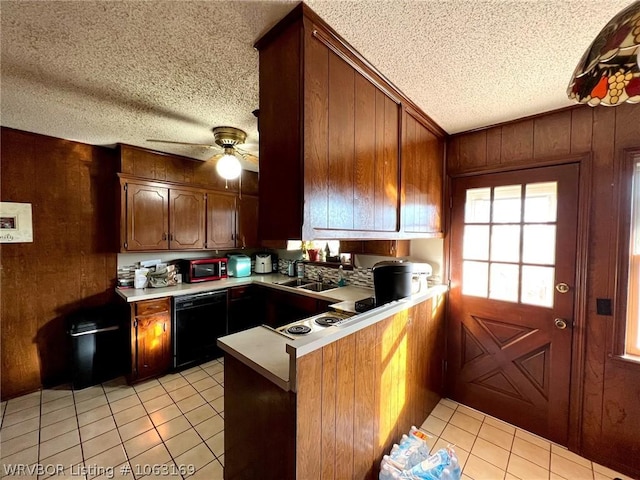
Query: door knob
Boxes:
[
  {"xmin": 556, "ymin": 282, "xmax": 571, "ymax": 293},
  {"xmin": 554, "ymin": 318, "xmax": 569, "ymax": 329}
]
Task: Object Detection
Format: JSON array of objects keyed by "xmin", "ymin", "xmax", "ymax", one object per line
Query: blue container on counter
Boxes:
[{"xmin": 227, "ymin": 254, "xmax": 252, "ymax": 277}]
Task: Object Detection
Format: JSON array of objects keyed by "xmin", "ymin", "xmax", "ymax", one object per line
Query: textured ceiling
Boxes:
[{"xmin": 1, "ymin": 1, "xmax": 634, "ymax": 170}]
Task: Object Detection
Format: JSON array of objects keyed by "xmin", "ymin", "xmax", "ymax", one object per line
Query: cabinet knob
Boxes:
[{"xmin": 162, "ymin": 233, "xmax": 167, "ymax": 241}]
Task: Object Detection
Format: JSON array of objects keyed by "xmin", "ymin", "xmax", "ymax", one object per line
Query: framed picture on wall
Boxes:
[{"xmin": 0, "ymin": 202, "xmax": 33, "ymax": 243}]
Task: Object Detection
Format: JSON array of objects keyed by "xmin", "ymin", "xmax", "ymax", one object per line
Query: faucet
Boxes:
[{"xmin": 317, "ymin": 272, "xmax": 323, "ymax": 283}]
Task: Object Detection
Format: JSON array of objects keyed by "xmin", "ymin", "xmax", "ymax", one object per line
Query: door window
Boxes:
[
  {"xmin": 461, "ymin": 182, "xmax": 558, "ymax": 307},
  {"xmin": 624, "ymin": 160, "xmax": 640, "ymax": 356}
]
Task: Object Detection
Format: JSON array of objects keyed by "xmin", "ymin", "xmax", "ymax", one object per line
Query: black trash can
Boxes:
[{"xmin": 67, "ymin": 304, "xmax": 128, "ymax": 390}]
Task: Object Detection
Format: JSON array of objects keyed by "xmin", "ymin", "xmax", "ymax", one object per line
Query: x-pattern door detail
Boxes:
[{"xmin": 448, "ymin": 163, "xmax": 579, "ymax": 445}]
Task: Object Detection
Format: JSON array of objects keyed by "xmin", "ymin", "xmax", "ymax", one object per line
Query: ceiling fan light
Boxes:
[{"xmin": 216, "ymin": 153, "xmax": 242, "ymax": 180}]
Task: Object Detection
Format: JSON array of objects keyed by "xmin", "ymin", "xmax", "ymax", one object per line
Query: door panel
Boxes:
[
  {"xmin": 206, "ymin": 192, "xmax": 236, "ymax": 249},
  {"xmin": 126, "ymin": 183, "xmax": 169, "ymax": 251},
  {"xmin": 448, "ymin": 163, "xmax": 579, "ymax": 445},
  {"xmin": 237, "ymin": 195, "xmax": 259, "ymax": 248},
  {"xmin": 170, "ymin": 188, "xmax": 205, "ymax": 249}
]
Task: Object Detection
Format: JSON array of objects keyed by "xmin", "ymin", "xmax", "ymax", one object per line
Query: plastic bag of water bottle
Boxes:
[
  {"xmin": 379, "ymin": 425, "xmax": 460, "ymax": 480},
  {"xmin": 380, "ymin": 426, "xmax": 435, "ymax": 479},
  {"xmin": 401, "ymin": 447, "xmax": 461, "ymax": 480}
]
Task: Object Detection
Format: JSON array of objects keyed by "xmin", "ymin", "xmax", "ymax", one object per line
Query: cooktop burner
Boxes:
[
  {"xmin": 285, "ymin": 324, "xmax": 312, "ymax": 335},
  {"xmin": 314, "ymin": 315, "xmax": 343, "ymax": 327}
]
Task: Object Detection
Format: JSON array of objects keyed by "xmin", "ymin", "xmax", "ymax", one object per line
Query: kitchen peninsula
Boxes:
[{"xmin": 218, "ymin": 284, "xmax": 447, "ymax": 480}]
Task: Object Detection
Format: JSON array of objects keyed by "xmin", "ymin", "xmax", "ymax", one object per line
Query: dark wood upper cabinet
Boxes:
[
  {"xmin": 124, "ymin": 181, "xmax": 169, "ymax": 251},
  {"xmin": 237, "ymin": 195, "xmax": 259, "ymax": 249},
  {"xmin": 206, "ymin": 191, "xmax": 236, "ymax": 250},
  {"xmin": 340, "ymin": 239, "xmax": 410, "ymax": 258},
  {"xmin": 402, "ymin": 109, "xmax": 444, "ymax": 235},
  {"xmin": 121, "ymin": 178, "xmax": 208, "ymax": 252},
  {"xmin": 170, "ymin": 188, "xmax": 206, "ymax": 249},
  {"xmin": 255, "ymin": 4, "xmax": 444, "ymax": 242}
]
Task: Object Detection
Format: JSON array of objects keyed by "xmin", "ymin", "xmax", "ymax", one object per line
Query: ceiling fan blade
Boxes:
[
  {"xmin": 147, "ymin": 139, "xmax": 217, "ymax": 148},
  {"xmin": 208, "ymin": 152, "xmax": 224, "ymax": 162},
  {"xmin": 235, "ymin": 146, "xmax": 259, "ymax": 157},
  {"xmin": 237, "ymin": 152, "xmax": 259, "ymax": 165}
]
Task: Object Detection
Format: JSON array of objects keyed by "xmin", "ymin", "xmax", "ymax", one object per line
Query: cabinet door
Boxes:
[
  {"xmin": 170, "ymin": 188, "xmax": 206, "ymax": 249},
  {"xmin": 305, "ymin": 37, "xmax": 400, "ymax": 235},
  {"xmin": 206, "ymin": 192, "xmax": 236, "ymax": 249},
  {"xmin": 403, "ymin": 111, "xmax": 444, "ymax": 234},
  {"xmin": 228, "ymin": 285, "xmax": 266, "ymax": 334},
  {"xmin": 134, "ymin": 311, "xmax": 171, "ymax": 381},
  {"xmin": 126, "ymin": 182, "xmax": 169, "ymax": 251},
  {"xmin": 264, "ymin": 289, "xmax": 321, "ymax": 328},
  {"xmin": 237, "ymin": 195, "xmax": 259, "ymax": 249},
  {"xmin": 340, "ymin": 240, "xmax": 410, "ymax": 257}
]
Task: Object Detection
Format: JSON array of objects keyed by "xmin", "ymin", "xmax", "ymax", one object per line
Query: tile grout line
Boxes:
[
  {"xmin": 176, "ymin": 368, "xmax": 224, "ymax": 473},
  {"xmin": 75, "ymin": 384, "xmax": 106, "ymax": 480},
  {"xmin": 127, "ymin": 365, "xmax": 223, "ymax": 479}
]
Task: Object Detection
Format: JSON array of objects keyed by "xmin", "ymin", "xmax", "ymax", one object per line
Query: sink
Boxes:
[
  {"xmin": 278, "ymin": 279, "xmax": 313, "ymax": 288},
  {"xmin": 298, "ymin": 282, "xmax": 336, "ymax": 292}
]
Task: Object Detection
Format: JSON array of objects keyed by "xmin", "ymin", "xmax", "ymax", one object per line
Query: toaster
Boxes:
[
  {"xmin": 227, "ymin": 254, "xmax": 252, "ymax": 278},
  {"xmin": 255, "ymin": 253, "xmax": 273, "ymax": 274}
]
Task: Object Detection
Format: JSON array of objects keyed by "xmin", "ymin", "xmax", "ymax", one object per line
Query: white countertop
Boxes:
[
  {"xmin": 115, "ymin": 273, "xmax": 374, "ymax": 304},
  {"xmin": 116, "ymin": 271, "xmax": 447, "ymax": 392},
  {"xmin": 217, "ymin": 284, "xmax": 448, "ymax": 392},
  {"xmin": 215, "ymin": 326, "xmax": 293, "ymax": 390}
]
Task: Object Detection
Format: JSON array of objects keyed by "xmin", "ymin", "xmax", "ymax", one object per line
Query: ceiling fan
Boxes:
[{"xmin": 147, "ymin": 126, "xmax": 258, "ymax": 180}]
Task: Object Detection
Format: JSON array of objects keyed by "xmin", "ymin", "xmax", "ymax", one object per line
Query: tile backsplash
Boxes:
[{"xmin": 277, "ymin": 259, "xmax": 373, "ymax": 288}]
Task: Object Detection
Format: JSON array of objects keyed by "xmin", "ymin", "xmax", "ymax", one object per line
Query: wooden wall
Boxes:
[
  {"xmin": 447, "ymin": 103, "xmax": 640, "ymax": 477},
  {"xmin": 295, "ymin": 294, "xmax": 446, "ymax": 479},
  {"xmin": 1, "ymin": 128, "xmax": 119, "ymax": 399},
  {"xmin": 119, "ymin": 145, "xmax": 259, "ymax": 196}
]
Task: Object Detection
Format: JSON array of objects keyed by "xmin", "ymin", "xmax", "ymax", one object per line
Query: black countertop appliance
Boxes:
[{"xmin": 373, "ymin": 260, "xmax": 413, "ymax": 306}]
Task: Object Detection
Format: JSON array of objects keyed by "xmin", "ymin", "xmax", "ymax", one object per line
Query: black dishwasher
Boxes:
[{"xmin": 173, "ymin": 290, "xmax": 227, "ymax": 369}]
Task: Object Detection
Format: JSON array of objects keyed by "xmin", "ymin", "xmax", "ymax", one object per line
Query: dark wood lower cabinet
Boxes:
[
  {"xmin": 263, "ymin": 288, "xmax": 333, "ymax": 328},
  {"xmin": 129, "ymin": 298, "xmax": 172, "ymax": 383},
  {"xmin": 224, "ymin": 293, "xmax": 446, "ymax": 479},
  {"xmin": 227, "ymin": 285, "xmax": 265, "ymax": 334}
]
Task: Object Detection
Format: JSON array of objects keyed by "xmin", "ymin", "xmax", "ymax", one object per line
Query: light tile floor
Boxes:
[
  {"xmin": 1, "ymin": 359, "xmax": 225, "ymax": 480},
  {"xmin": 0, "ymin": 358, "xmax": 634, "ymax": 480},
  {"xmin": 420, "ymin": 398, "xmax": 634, "ymax": 480}
]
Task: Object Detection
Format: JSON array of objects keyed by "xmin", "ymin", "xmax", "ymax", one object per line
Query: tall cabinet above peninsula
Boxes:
[{"xmin": 255, "ymin": 3, "xmax": 446, "ymax": 243}]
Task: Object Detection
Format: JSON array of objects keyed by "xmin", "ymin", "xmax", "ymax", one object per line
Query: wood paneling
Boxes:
[
  {"xmin": 1, "ymin": 128, "xmax": 118, "ymax": 400},
  {"xmin": 354, "ymin": 73, "xmax": 377, "ymax": 231},
  {"xmin": 295, "ymin": 295, "xmax": 446, "ymax": 479},
  {"xmin": 120, "ymin": 144, "xmax": 244, "ymax": 192},
  {"xmin": 533, "ymin": 110, "xmax": 572, "ymax": 159},
  {"xmin": 501, "ymin": 120, "xmax": 534, "ymax": 163},
  {"xmin": 296, "ymin": 350, "xmax": 323, "ymax": 479},
  {"xmin": 446, "ymin": 103, "xmax": 640, "ymax": 478},
  {"xmin": 225, "ymin": 294, "xmax": 445, "ymax": 479},
  {"xmin": 403, "ymin": 109, "xmax": 443, "ymax": 234},
  {"xmin": 225, "ymin": 355, "xmax": 296, "ymax": 480},
  {"xmin": 328, "ymin": 51, "xmax": 355, "ymax": 230},
  {"xmin": 259, "ymin": 6, "xmax": 438, "ymax": 241},
  {"xmin": 258, "ymin": 20, "xmax": 303, "ymax": 242}
]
